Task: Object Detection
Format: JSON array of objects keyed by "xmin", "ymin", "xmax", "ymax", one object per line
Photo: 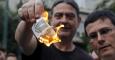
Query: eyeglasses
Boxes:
[
  {"xmin": 88, "ymin": 27, "xmax": 114, "ymax": 39},
  {"xmin": 54, "ymin": 12, "xmax": 76, "ymax": 20}
]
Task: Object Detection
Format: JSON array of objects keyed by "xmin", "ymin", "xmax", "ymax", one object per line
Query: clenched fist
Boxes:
[{"xmin": 18, "ymin": 0, "xmax": 44, "ymax": 24}]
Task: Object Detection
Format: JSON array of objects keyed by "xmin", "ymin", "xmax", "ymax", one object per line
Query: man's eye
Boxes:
[
  {"xmin": 66, "ymin": 13, "xmax": 75, "ymax": 20},
  {"xmin": 54, "ymin": 13, "xmax": 63, "ymax": 19},
  {"xmin": 67, "ymin": 13, "xmax": 75, "ymax": 17},
  {"xmin": 89, "ymin": 33, "xmax": 97, "ymax": 39},
  {"xmin": 100, "ymin": 29, "xmax": 112, "ymax": 35}
]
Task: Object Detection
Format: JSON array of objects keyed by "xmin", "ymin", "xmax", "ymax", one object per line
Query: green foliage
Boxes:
[
  {"xmin": 109, "ymin": 2, "xmax": 115, "ymax": 12},
  {"xmin": 96, "ymin": 0, "xmax": 110, "ymax": 9},
  {"xmin": 7, "ymin": 16, "xmax": 19, "ymax": 52},
  {"xmin": 0, "ymin": 0, "xmax": 20, "ymax": 52},
  {"xmin": 96, "ymin": 0, "xmax": 115, "ymax": 12},
  {"xmin": 79, "ymin": 33, "xmax": 91, "ymax": 52}
]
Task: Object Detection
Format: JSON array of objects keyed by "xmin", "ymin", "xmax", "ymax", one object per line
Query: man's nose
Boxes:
[
  {"xmin": 61, "ymin": 15, "xmax": 68, "ymax": 23},
  {"xmin": 97, "ymin": 32, "xmax": 105, "ymax": 45}
]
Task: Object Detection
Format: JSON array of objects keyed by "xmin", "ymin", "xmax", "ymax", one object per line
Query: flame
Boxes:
[
  {"xmin": 39, "ymin": 25, "xmax": 64, "ymax": 47},
  {"xmin": 56, "ymin": 25, "xmax": 64, "ymax": 34},
  {"xmin": 39, "ymin": 11, "xmax": 64, "ymax": 46},
  {"xmin": 41, "ymin": 11, "xmax": 48, "ymax": 22}
]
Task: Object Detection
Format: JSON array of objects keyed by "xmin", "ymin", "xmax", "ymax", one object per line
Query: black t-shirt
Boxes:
[{"xmin": 21, "ymin": 43, "xmax": 93, "ymax": 60}]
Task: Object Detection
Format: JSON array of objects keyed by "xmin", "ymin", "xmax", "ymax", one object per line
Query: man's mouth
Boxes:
[
  {"xmin": 99, "ymin": 44, "xmax": 111, "ymax": 52},
  {"xmin": 60, "ymin": 27, "xmax": 71, "ymax": 31}
]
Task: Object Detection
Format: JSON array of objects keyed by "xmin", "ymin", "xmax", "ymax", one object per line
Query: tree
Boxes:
[{"xmin": 95, "ymin": 0, "xmax": 115, "ymax": 12}]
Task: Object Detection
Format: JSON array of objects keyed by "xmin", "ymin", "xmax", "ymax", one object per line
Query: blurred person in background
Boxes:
[
  {"xmin": 0, "ymin": 47, "xmax": 7, "ymax": 60},
  {"xmin": 6, "ymin": 52, "xmax": 17, "ymax": 60}
]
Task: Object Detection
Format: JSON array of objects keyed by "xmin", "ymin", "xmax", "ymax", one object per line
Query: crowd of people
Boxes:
[
  {"xmin": 0, "ymin": 47, "xmax": 17, "ymax": 60},
  {"xmin": 15, "ymin": 0, "xmax": 115, "ymax": 60},
  {"xmin": 1, "ymin": 0, "xmax": 115, "ymax": 60}
]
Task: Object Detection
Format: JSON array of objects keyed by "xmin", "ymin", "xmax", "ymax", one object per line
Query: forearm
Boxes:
[{"xmin": 15, "ymin": 20, "xmax": 37, "ymax": 55}]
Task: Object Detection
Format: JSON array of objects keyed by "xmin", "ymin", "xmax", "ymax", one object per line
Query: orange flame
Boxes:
[
  {"xmin": 39, "ymin": 11, "xmax": 64, "ymax": 46},
  {"xmin": 39, "ymin": 25, "xmax": 64, "ymax": 46},
  {"xmin": 41, "ymin": 11, "xmax": 48, "ymax": 22}
]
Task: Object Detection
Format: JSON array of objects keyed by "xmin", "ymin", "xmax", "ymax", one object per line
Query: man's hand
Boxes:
[{"xmin": 18, "ymin": 0, "xmax": 44, "ymax": 25}]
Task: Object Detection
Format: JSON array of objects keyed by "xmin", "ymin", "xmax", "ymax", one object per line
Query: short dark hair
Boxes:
[
  {"xmin": 84, "ymin": 10, "xmax": 115, "ymax": 36},
  {"xmin": 7, "ymin": 52, "xmax": 17, "ymax": 57},
  {"xmin": 0, "ymin": 47, "xmax": 6, "ymax": 53},
  {"xmin": 51, "ymin": 0, "xmax": 80, "ymax": 15}
]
